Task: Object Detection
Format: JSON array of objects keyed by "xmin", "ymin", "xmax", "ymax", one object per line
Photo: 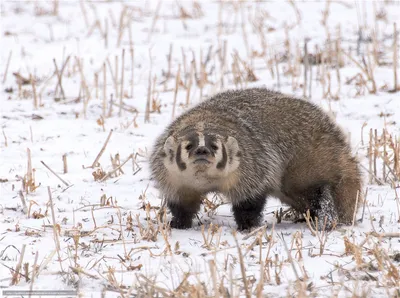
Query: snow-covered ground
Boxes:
[{"xmin": 1, "ymin": 1, "xmax": 399, "ymax": 297}]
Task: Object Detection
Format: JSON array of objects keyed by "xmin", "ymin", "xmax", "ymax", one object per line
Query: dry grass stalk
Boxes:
[
  {"xmin": 107, "ymin": 8, "xmax": 117, "ymax": 27},
  {"xmin": 117, "ymin": 6, "xmax": 128, "ymax": 47},
  {"xmin": 369, "ymin": 232, "xmax": 400, "ymax": 238},
  {"xmin": 79, "ymin": 0, "xmax": 89, "ymax": 27},
  {"xmin": 303, "ymin": 38, "xmax": 309, "ymax": 99},
  {"xmin": 145, "ymin": 49, "xmax": 152, "ymax": 123},
  {"xmin": 335, "ymin": 38, "xmax": 342, "ymax": 98},
  {"xmin": 30, "ymin": 74, "xmax": 38, "ymax": 109},
  {"xmin": 158, "ymin": 219, "xmax": 172, "ymax": 256},
  {"xmin": 110, "ymin": 153, "xmax": 123, "ymax": 176},
  {"xmin": 53, "ymin": 56, "xmax": 70, "ymax": 100},
  {"xmin": 75, "ymin": 57, "xmax": 91, "ymax": 115},
  {"xmin": 100, "ymin": 154, "xmax": 133, "ymax": 182},
  {"xmin": 393, "ymin": 22, "xmax": 398, "ymax": 92},
  {"xmin": 2, "ymin": 129, "xmax": 7, "ymax": 147},
  {"xmin": 18, "ymin": 190, "xmax": 28, "ymax": 214},
  {"xmin": 383, "ymin": 129, "xmax": 387, "ymax": 182},
  {"xmin": 200, "ymin": 224, "xmax": 222, "ymax": 250},
  {"xmin": 147, "ymin": 0, "xmax": 162, "ymax": 43},
  {"xmin": 164, "ymin": 44, "xmax": 173, "ymax": 91},
  {"xmin": 361, "ymin": 122, "xmax": 367, "ymax": 146},
  {"xmin": 85, "ymin": 129, "xmax": 113, "ymax": 169},
  {"xmin": 342, "ymin": 50, "xmax": 377, "ymax": 94},
  {"xmin": 103, "ymin": 62, "xmax": 107, "ymax": 117},
  {"xmin": 111, "ymin": 102, "xmax": 138, "ymax": 115},
  {"xmin": 40, "ymin": 160, "xmax": 69, "ymax": 187},
  {"xmin": 114, "ymin": 55, "xmax": 119, "ymax": 100},
  {"xmin": 232, "ymin": 231, "xmax": 250, "ymax": 298},
  {"xmin": 395, "ymin": 138, "xmax": 400, "ymax": 180},
  {"xmin": 70, "ymin": 266, "xmax": 99, "ymax": 280},
  {"xmin": 395, "ymin": 187, "xmax": 400, "ymax": 223},
  {"xmin": 288, "ymin": 0, "xmax": 302, "ymax": 25},
  {"xmin": 104, "ymin": 17, "xmax": 108, "ymax": 48},
  {"xmin": 29, "ymin": 251, "xmax": 39, "ymax": 292},
  {"xmin": 359, "ymin": 187, "xmax": 368, "ymax": 223},
  {"xmin": 218, "ymin": 40, "xmax": 227, "ymax": 89},
  {"xmin": 171, "ymin": 64, "xmax": 181, "ymax": 120},
  {"xmin": 197, "ymin": 48, "xmax": 211, "ymax": 99},
  {"xmin": 62, "ymin": 154, "xmax": 68, "ymax": 174},
  {"xmin": 274, "ymin": 51, "xmax": 281, "ymax": 90},
  {"xmin": 242, "ymin": 225, "xmax": 267, "ymax": 241},
  {"xmin": 351, "ymin": 190, "xmax": 360, "ymax": 229},
  {"xmin": 95, "ymin": 72, "xmax": 98, "ymax": 99},
  {"xmin": 128, "ymin": 17, "xmax": 133, "ymax": 51},
  {"xmin": 366, "ymin": 45, "xmax": 377, "ymax": 93},
  {"xmin": 239, "ymin": 1, "xmax": 249, "ymax": 58},
  {"xmin": 130, "ymin": 48, "xmax": 134, "ymax": 98},
  {"xmin": 116, "ymin": 207, "xmax": 128, "ymax": 259},
  {"xmin": 47, "ymin": 186, "xmax": 64, "ymax": 272},
  {"xmin": 186, "ymin": 61, "xmax": 194, "ymax": 107},
  {"xmin": 208, "ymin": 259, "xmax": 219, "ymax": 297},
  {"xmin": 231, "ymin": 58, "xmax": 241, "ymax": 89},
  {"xmin": 11, "ymin": 244, "xmax": 26, "ymax": 285},
  {"xmin": 151, "ymin": 75, "xmax": 159, "ymax": 113},
  {"xmin": 2, "ymin": 50, "xmax": 12, "ymax": 84},
  {"xmin": 86, "ymin": 12, "xmax": 104, "ymax": 38},
  {"xmin": 374, "ymin": 129, "xmax": 378, "ymax": 179},
  {"xmin": 369, "ymin": 128, "xmax": 373, "ymax": 184},
  {"xmin": 24, "ymin": 148, "xmax": 39, "ymax": 193},
  {"xmin": 119, "ymin": 48, "xmax": 125, "ymax": 117},
  {"xmin": 308, "ymin": 56, "xmax": 313, "ymax": 99},
  {"xmin": 181, "ymin": 47, "xmax": 187, "ymax": 86},
  {"xmin": 280, "ymin": 233, "xmax": 300, "ymax": 281},
  {"xmin": 303, "ymin": 210, "xmax": 332, "ymax": 256},
  {"xmin": 106, "ymin": 58, "xmax": 116, "ymax": 92}
]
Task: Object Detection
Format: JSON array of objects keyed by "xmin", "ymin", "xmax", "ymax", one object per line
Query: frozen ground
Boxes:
[{"xmin": 0, "ymin": 1, "xmax": 400, "ymax": 297}]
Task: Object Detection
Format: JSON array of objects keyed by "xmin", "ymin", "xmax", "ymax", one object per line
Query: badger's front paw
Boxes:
[
  {"xmin": 236, "ymin": 218, "xmax": 261, "ymax": 232},
  {"xmin": 170, "ymin": 217, "xmax": 192, "ymax": 229}
]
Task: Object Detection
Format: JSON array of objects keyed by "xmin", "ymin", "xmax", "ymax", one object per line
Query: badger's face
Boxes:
[{"xmin": 163, "ymin": 131, "xmax": 240, "ymax": 190}]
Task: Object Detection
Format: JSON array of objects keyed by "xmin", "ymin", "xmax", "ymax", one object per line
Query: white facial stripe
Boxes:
[{"xmin": 198, "ymin": 133, "xmax": 205, "ymax": 146}]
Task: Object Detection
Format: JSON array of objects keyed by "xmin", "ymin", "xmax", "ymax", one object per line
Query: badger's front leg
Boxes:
[
  {"xmin": 167, "ymin": 192, "xmax": 202, "ymax": 229},
  {"xmin": 232, "ymin": 195, "xmax": 267, "ymax": 231}
]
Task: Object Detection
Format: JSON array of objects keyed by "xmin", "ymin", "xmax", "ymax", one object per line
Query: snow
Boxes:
[{"xmin": 1, "ymin": 1, "xmax": 399, "ymax": 297}]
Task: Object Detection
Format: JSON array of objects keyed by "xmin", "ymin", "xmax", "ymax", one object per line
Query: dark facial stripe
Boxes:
[
  {"xmin": 217, "ymin": 143, "xmax": 227, "ymax": 170},
  {"xmin": 205, "ymin": 134, "xmax": 217, "ymax": 156},
  {"xmin": 186, "ymin": 133, "xmax": 199, "ymax": 157},
  {"xmin": 176, "ymin": 144, "xmax": 186, "ymax": 170}
]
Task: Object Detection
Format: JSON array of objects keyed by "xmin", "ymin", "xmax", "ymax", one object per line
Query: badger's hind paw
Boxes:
[
  {"xmin": 307, "ymin": 184, "xmax": 340, "ymax": 231},
  {"xmin": 315, "ymin": 213, "xmax": 339, "ymax": 231}
]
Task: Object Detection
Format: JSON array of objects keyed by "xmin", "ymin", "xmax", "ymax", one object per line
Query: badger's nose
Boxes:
[{"xmin": 194, "ymin": 146, "xmax": 210, "ymax": 156}]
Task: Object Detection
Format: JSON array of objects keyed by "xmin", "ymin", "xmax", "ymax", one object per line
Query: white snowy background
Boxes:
[{"xmin": 0, "ymin": 1, "xmax": 399, "ymax": 297}]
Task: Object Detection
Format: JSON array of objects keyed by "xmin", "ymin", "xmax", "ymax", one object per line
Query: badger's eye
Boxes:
[
  {"xmin": 185, "ymin": 144, "xmax": 193, "ymax": 150},
  {"xmin": 211, "ymin": 144, "xmax": 218, "ymax": 151}
]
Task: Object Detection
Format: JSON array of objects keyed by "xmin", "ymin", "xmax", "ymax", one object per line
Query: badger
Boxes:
[{"xmin": 149, "ymin": 88, "xmax": 362, "ymax": 231}]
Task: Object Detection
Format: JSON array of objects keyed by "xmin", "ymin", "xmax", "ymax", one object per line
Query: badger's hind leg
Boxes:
[
  {"xmin": 167, "ymin": 191, "xmax": 202, "ymax": 229},
  {"xmin": 232, "ymin": 195, "xmax": 267, "ymax": 231},
  {"xmin": 302, "ymin": 184, "xmax": 339, "ymax": 230}
]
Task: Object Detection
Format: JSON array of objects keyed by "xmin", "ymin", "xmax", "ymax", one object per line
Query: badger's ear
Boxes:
[
  {"xmin": 226, "ymin": 136, "xmax": 239, "ymax": 156},
  {"xmin": 164, "ymin": 136, "xmax": 176, "ymax": 153}
]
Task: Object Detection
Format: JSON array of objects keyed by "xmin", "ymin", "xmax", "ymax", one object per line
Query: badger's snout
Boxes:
[{"xmin": 194, "ymin": 146, "xmax": 211, "ymax": 157}]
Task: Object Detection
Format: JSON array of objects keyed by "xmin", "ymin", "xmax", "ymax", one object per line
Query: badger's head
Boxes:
[{"xmin": 162, "ymin": 128, "xmax": 241, "ymax": 190}]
